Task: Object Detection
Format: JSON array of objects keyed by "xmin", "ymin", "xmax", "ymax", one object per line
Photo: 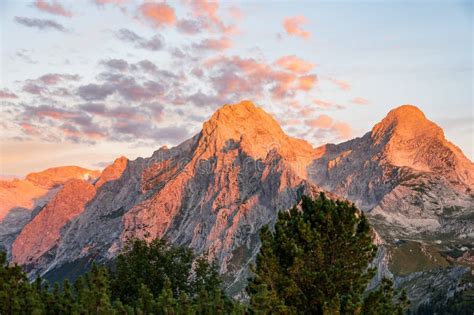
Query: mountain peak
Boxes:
[
  {"xmin": 197, "ymin": 101, "xmax": 315, "ymax": 177},
  {"xmin": 200, "ymin": 101, "xmax": 289, "ymax": 155},
  {"xmin": 25, "ymin": 166, "xmax": 100, "ymax": 188},
  {"xmin": 387, "ymin": 104, "xmax": 425, "ymax": 119},
  {"xmin": 202, "ymin": 100, "xmax": 283, "ymax": 136},
  {"xmin": 371, "ymin": 104, "xmax": 443, "ymax": 143}
]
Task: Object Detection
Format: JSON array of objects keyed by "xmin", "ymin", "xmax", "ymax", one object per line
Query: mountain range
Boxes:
[{"xmin": 1, "ymin": 101, "xmax": 472, "ymax": 308}]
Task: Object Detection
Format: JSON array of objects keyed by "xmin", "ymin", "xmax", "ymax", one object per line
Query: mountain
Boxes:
[
  {"xmin": 0, "ymin": 166, "xmax": 100, "ymax": 255},
  {"xmin": 308, "ymin": 105, "xmax": 473, "ymax": 240},
  {"xmin": 1, "ymin": 101, "xmax": 473, "ymax": 307}
]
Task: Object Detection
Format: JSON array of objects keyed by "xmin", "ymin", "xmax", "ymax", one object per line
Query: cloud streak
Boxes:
[
  {"xmin": 33, "ymin": 0, "xmax": 73, "ymax": 17},
  {"xmin": 115, "ymin": 28, "xmax": 164, "ymax": 51},
  {"xmin": 15, "ymin": 16, "xmax": 68, "ymax": 32}
]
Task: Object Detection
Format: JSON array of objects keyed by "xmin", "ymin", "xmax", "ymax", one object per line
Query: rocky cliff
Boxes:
[{"xmin": 0, "ymin": 166, "xmax": 100, "ymax": 256}]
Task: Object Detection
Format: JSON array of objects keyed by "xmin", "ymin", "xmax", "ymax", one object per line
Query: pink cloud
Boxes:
[
  {"xmin": 0, "ymin": 89, "xmax": 18, "ymax": 99},
  {"xmin": 299, "ymin": 107, "xmax": 316, "ymax": 116},
  {"xmin": 205, "ymin": 55, "xmax": 317, "ymax": 100},
  {"xmin": 275, "ymin": 55, "xmax": 315, "ymax": 74},
  {"xmin": 194, "ymin": 37, "xmax": 233, "ymax": 51},
  {"xmin": 283, "ymin": 16, "xmax": 311, "ymax": 39},
  {"xmin": 305, "ymin": 114, "xmax": 353, "ymax": 140},
  {"xmin": 327, "ymin": 77, "xmax": 351, "ymax": 91},
  {"xmin": 139, "ymin": 2, "xmax": 176, "ymax": 28},
  {"xmin": 351, "ymin": 97, "xmax": 370, "ymax": 105},
  {"xmin": 34, "ymin": 0, "xmax": 73, "ymax": 17},
  {"xmin": 306, "ymin": 114, "xmax": 333, "ymax": 128},
  {"xmin": 298, "ymin": 75, "xmax": 317, "ymax": 91},
  {"xmin": 313, "ymin": 99, "xmax": 345, "ymax": 110},
  {"xmin": 333, "ymin": 122, "xmax": 353, "ymax": 139},
  {"xmin": 187, "ymin": 0, "xmax": 237, "ymax": 34},
  {"xmin": 20, "ymin": 122, "xmax": 39, "ymax": 135}
]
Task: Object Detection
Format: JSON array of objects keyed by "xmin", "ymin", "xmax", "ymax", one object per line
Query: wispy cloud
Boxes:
[
  {"xmin": 351, "ymin": 97, "xmax": 370, "ymax": 105},
  {"xmin": 275, "ymin": 55, "xmax": 315, "ymax": 74},
  {"xmin": 33, "ymin": 0, "xmax": 73, "ymax": 17},
  {"xmin": 15, "ymin": 16, "xmax": 68, "ymax": 32},
  {"xmin": 326, "ymin": 77, "xmax": 351, "ymax": 91},
  {"xmin": 305, "ymin": 115, "xmax": 353, "ymax": 141},
  {"xmin": 193, "ymin": 37, "xmax": 233, "ymax": 51},
  {"xmin": 115, "ymin": 28, "xmax": 164, "ymax": 51}
]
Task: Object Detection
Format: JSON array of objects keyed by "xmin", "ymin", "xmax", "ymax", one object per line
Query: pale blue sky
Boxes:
[{"xmin": 1, "ymin": 0, "xmax": 472, "ymax": 176}]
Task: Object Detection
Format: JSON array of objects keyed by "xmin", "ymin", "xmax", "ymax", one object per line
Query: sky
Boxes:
[{"xmin": 0, "ymin": 0, "xmax": 473, "ymax": 177}]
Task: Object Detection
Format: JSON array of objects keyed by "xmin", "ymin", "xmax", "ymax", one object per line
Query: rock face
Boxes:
[
  {"xmin": 3, "ymin": 101, "xmax": 473, "ymax": 304},
  {"xmin": 12, "ymin": 179, "xmax": 97, "ymax": 266},
  {"xmin": 22, "ymin": 101, "xmax": 327, "ymax": 294},
  {"xmin": 0, "ymin": 166, "xmax": 100, "ymax": 255},
  {"xmin": 308, "ymin": 105, "xmax": 474, "ymax": 240}
]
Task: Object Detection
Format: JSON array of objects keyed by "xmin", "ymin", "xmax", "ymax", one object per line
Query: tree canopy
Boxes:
[{"xmin": 246, "ymin": 193, "xmax": 409, "ymax": 314}]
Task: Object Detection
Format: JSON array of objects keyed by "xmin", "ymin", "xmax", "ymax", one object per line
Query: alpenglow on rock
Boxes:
[
  {"xmin": 308, "ymin": 105, "xmax": 473, "ymax": 240},
  {"xmin": 2, "ymin": 101, "xmax": 473, "ymax": 297}
]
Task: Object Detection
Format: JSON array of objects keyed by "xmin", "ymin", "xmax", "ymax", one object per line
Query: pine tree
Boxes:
[
  {"xmin": 156, "ymin": 277, "xmax": 177, "ymax": 315},
  {"xmin": 247, "ymin": 193, "xmax": 408, "ymax": 314}
]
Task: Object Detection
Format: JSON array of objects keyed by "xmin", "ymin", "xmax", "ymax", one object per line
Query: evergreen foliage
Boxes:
[
  {"xmin": 0, "ymin": 240, "xmax": 243, "ymax": 314},
  {"xmin": 246, "ymin": 193, "xmax": 410, "ymax": 314}
]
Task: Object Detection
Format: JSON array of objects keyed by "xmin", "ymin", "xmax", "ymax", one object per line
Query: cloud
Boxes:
[
  {"xmin": 298, "ymin": 75, "xmax": 317, "ymax": 91},
  {"xmin": 193, "ymin": 37, "xmax": 232, "ymax": 51},
  {"xmin": 333, "ymin": 122, "xmax": 353, "ymax": 139},
  {"xmin": 23, "ymin": 82, "xmax": 47, "ymax": 95},
  {"xmin": 139, "ymin": 2, "xmax": 176, "ymax": 28},
  {"xmin": 327, "ymin": 77, "xmax": 351, "ymax": 91},
  {"xmin": 115, "ymin": 28, "xmax": 164, "ymax": 51},
  {"xmin": 204, "ymin": 55, "xmax": 317, "ymax": 102},
  {"xmin": 79, "ymin": 103, "xmax": 107, "ymax": 115},
  {"xmin": 0, "ymin": 89, "xmax": 18, "ymax": 99},
  {"xmin": 15, "ymin": 16, "xmax": 68, "ymax": 32},
  {"xmin": 306, "ymin": 115, "xmax": 333, "ymax": 128},
  {"xmin": 313, "ymin": 99, "xmax": 345, "ymax": 110},
  {"xmin": 186, "ymin": 0, "xmax": 237, "ymax": 34},
  {"xmin": 33, "ymin": 0, "xmax": 73, "ymax": 17},
  {"xmin": 20, "ymin": 122, "xmax": 40, "ymax": 135},
  {"xmin": 38, "ymin": 73, "xmax": 80, "ymax": 85},
  {"xmin": 101, "ymin": 59, "xmax": 129, "ymax": 72},
  {"xmin": 305, "ymin": 114, "xmax": 353, "ymax": 141},
  {"xmin": 283, "ymin": 16, "xmax": 310, "ymax": 39},
  {"xmin": 351, "ymin": 97, "xmax": 370, "ymax": 105},
  {"xmin": 176, "ymin": 19, "xmax": 205, "ymax": 35},
  {"xmin": 15, "ymin": 49, "xmax": 37, "ymax": 64},
  {"xmin": 275, "ymin": 55, "xmax": 315, "ymax": 74},
  {"xmin": 77, "ymin": 83, "xmax": 115, "ymax": 101}
]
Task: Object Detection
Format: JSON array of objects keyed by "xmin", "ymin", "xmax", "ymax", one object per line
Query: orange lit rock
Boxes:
[{"xmin": 12, "ymin": 179, "xmax": 96, "ymax": 265}]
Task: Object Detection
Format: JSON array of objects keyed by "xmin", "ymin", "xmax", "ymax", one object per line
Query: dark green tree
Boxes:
[{"xmin": 247, "ymin": 193, "xmax": 408, "ymax": 314}]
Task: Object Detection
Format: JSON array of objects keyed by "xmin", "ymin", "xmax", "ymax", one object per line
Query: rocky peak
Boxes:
[
  {"xmin": 371, "ymin": 105, "xmax": 443, "ymax": 144},
  {"xmin": 25, "ymin": 166, "xmax": 100, "ymax": 189},
  {"xmin": 368, "ymin": 105, "xmax": 473, "ymax": 185},
  {"xmin": 95, "ymin": 157, "xmax": 128, "ymax": 189},
  {"xmin": 198, "ymin": 101, "xmax": 315, "ymax": 177},
  {"xmin": 12, "ymin": 179, "xmax": 97, "ymax": 265}
]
